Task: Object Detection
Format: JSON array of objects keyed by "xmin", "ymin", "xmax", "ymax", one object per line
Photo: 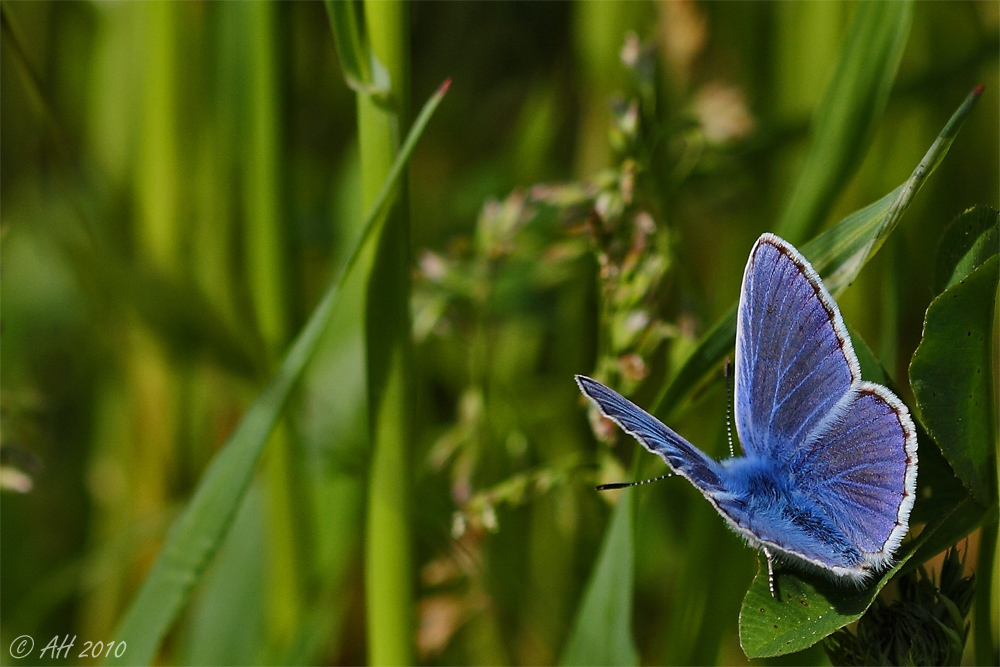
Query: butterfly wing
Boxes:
[
  {"xmin": 576, "ymin": 376, "xmax": 723, "ymax": 494},
  {"xmin": 790, "ymin": 383, "xmax": 918, "ymax": 567},
  {"xmin": 734, "ymin": 233, "xmax": 917, "ymax": 571},
  {"xmin": 734, "ymin": 233, "xmax": 859, "ymax": 462}
]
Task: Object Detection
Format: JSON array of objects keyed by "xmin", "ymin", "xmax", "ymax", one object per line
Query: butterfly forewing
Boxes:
[
  {"xmin": 734, "ymin": 234, "xmax": 858, "ymax": 463},
  {"xmin": 575, "ymin": 376, "xmax": 724, "ymax": 494}
]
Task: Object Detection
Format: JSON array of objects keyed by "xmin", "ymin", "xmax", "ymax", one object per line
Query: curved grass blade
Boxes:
[
  {"xmin": 776, "ymin": 1, "xmax": 913, "ymax": 244},
  {"xmin": 559, "ymin": 489, "xmax": 639, "ymax": 667},
  {"xmin": 105, "ymin": 80, "xmax": 451, "ymax": 666},
  {"xmin": 652, "ymin": 86, "xmax": 983, "ymax": 420}
]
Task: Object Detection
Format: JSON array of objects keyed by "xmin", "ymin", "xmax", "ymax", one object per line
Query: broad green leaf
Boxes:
[
  {"xmin": 739, "ymin": 493, "xmax": 968, "ymax": 659},
  {"xmin": 911, "ymin": 198, "xmax": 1000, "ymax": 664},
  {"xmin": 776, "ymin": 1, "xmax": 913, "ymax": 244},
  {"xmin": 910, "ymin": 254, "xmax": 999, "ymax": 505},
  {"xmin": 934, "ymin": 205, "xmax": 1000, "ymax": 294},
  {"xmin": 559, "ymin": 490, "xmax": 639, "ymax": 667},
  {"xmin": 106, "ymin": 81, "xmax": 450, "ymax": 666},
  {"xmin": 653, "ymin": 86, "xmax": 983, "ymax": 420}
]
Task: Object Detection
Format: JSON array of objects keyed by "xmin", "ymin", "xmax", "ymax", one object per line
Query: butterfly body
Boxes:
[
  {"xmin": 577, "ymin": 233, "xmax": 917, "ymax": 592},
  {"xmin": 713, "ymin": 455, "xmax": 871, "ymax": 578}
]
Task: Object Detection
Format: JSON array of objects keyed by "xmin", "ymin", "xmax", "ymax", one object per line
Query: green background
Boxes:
[{"xmin": 1, "ymin": 2, "xmax": 997, "ymax": 665}]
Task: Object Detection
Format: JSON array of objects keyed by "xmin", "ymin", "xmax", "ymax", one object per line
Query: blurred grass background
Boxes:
[{"xmin": 1, "ymin": 1, "xmax": 997, "ymax": 665}]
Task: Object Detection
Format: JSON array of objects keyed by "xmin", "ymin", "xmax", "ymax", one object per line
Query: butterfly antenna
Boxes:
[
  {"xmin": 724, "ymin": 357, "xmax": 735, "ymax": 458},
  {"xmin": 596, "ymin": 472, "xmax": 674, "ymax": 491}
]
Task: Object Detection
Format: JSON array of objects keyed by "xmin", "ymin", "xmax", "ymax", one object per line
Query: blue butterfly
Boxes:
[{"xmin": 577, "ymin": 233, "xmax": 918, "ymax": 596}]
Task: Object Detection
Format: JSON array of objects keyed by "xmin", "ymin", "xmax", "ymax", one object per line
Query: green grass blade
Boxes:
[
  {"xmin": 776, "ymin": 1, "xmax": 913, "ymax": 244},
  {"xmin": 974, "ymin": 507, "xmax": 999, "ymax": 665},
  {"xmin": 559, "ymin": 490, "xmax": 639, "ymax": 667},
  {"xmin": 105, "ymin": 80, "xmax": 450, "ymax": 666},
  {"xmin": 325, "ymin": 0, "xmax": 376, "ymax": 94},
  {"xmin": 180, "ymin": 485, "xmax": 267, "ymax": 666},
  {"xmin": 239, "ymin": 2, "xmax": 307, "ymax": 645},
  {"xmin": 356, "ymin": 2, "xmax": 415, "ymax": 664},
  {"xmin": 244, "ymin": 0, "xmax": 286, "ymax": 354},
  {"xmin": 652, "ymin": 86, "xmax": 983, "ymax": 420}
]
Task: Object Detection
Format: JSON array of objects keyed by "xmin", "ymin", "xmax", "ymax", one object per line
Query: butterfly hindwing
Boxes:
[{"xmin": 790, "ymin": 382, "xmax": 917, "ymax": 565}]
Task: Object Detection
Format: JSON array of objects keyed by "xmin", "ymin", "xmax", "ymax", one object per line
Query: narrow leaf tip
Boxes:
[
  {"xmin": 438, "ymin": 78, "xmax": 453, "ymax": 95},
  {"xmin": 972, "ymin": 84, "xmax": 985, "ymax": 96}
]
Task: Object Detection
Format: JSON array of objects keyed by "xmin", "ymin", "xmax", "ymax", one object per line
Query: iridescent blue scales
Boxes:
[{"xmin": 577, "ymin": 233, "xmax": 918, "ymax": 596}]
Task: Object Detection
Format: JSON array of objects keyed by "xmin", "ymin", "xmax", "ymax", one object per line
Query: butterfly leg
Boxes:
[{"xmin": 763, "ymin": 547, "xmax": 777, "ymax": 598}]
